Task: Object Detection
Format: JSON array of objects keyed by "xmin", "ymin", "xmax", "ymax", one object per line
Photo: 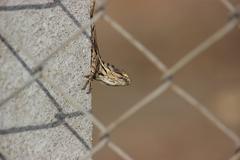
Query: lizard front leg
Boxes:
[
  {"xmin": 82, "ymin": 73, "xmax": 94, "ymax": 94},
  {"xmin": 82, "ymin": 54, "xmax": 99, "ymax": 94}
]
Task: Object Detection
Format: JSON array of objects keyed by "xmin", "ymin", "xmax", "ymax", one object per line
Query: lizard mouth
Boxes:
[{"xmin": 125, "ymin": 78, "xmax": 131, "ymax": 86}]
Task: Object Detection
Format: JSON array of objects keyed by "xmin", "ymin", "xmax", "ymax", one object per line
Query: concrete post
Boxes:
[{"xmin": 0, "ymin": 0, "xmax": 92, "ymax": 159}]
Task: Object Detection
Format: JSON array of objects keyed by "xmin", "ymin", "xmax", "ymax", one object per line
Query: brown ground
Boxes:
[{"xmin": 92, "ymin": 0, "xmax": 240, "ymax": 159}]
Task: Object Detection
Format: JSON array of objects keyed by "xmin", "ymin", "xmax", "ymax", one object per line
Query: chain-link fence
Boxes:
[{"xmin": 0, "ymin": 0, "xmax": 240, "ymax": 159}]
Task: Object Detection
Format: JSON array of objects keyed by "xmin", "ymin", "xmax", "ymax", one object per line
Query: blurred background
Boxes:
[{"xmin": 92, "ymin": 0, "xmax": 240, "ymax": 159}]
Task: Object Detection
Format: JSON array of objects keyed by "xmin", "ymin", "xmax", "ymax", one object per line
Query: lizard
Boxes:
[{"xmin": 82, "ymin": 0, "xmax": 131, "ymax": 93}]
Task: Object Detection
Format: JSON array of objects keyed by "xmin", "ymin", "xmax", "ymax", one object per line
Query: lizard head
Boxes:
[{"xmin": 97, "ymin": 63, "xmax": 131, "ymax": 86}]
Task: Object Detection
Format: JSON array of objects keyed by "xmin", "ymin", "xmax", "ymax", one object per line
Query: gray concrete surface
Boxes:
[{"xmin": 0, "ymin": 0, "xmax": 92, "ymax": 159}]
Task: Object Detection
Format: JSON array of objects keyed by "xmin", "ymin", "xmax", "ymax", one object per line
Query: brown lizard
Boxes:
[{"xmin": 82, "ymin": 0, "xmax": 131, "ymax": 93}]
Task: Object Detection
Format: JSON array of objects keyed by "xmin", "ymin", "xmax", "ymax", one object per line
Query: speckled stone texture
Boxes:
[{"xmin": 0, "ymin": 0, "xmax": 92, "ymax": 159}]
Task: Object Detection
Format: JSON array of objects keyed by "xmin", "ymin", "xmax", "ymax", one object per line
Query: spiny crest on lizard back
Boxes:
[{"xmin": 96, "ymin": 61, "xmax": 131, "ymax": 86}]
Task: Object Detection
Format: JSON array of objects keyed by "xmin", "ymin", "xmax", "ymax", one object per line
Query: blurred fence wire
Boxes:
[{"xmin": 0, "ymin": 0, "xmax": 240, "ymax": 159}]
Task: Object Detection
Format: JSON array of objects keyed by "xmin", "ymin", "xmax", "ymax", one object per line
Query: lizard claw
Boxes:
[
  {"xmin": 81, "ymin": 80, "xmax": 89, "ymax": 90},
  {"xmin": 86, "ymin": 86, "xmax": 92, "ymax": 94}
]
